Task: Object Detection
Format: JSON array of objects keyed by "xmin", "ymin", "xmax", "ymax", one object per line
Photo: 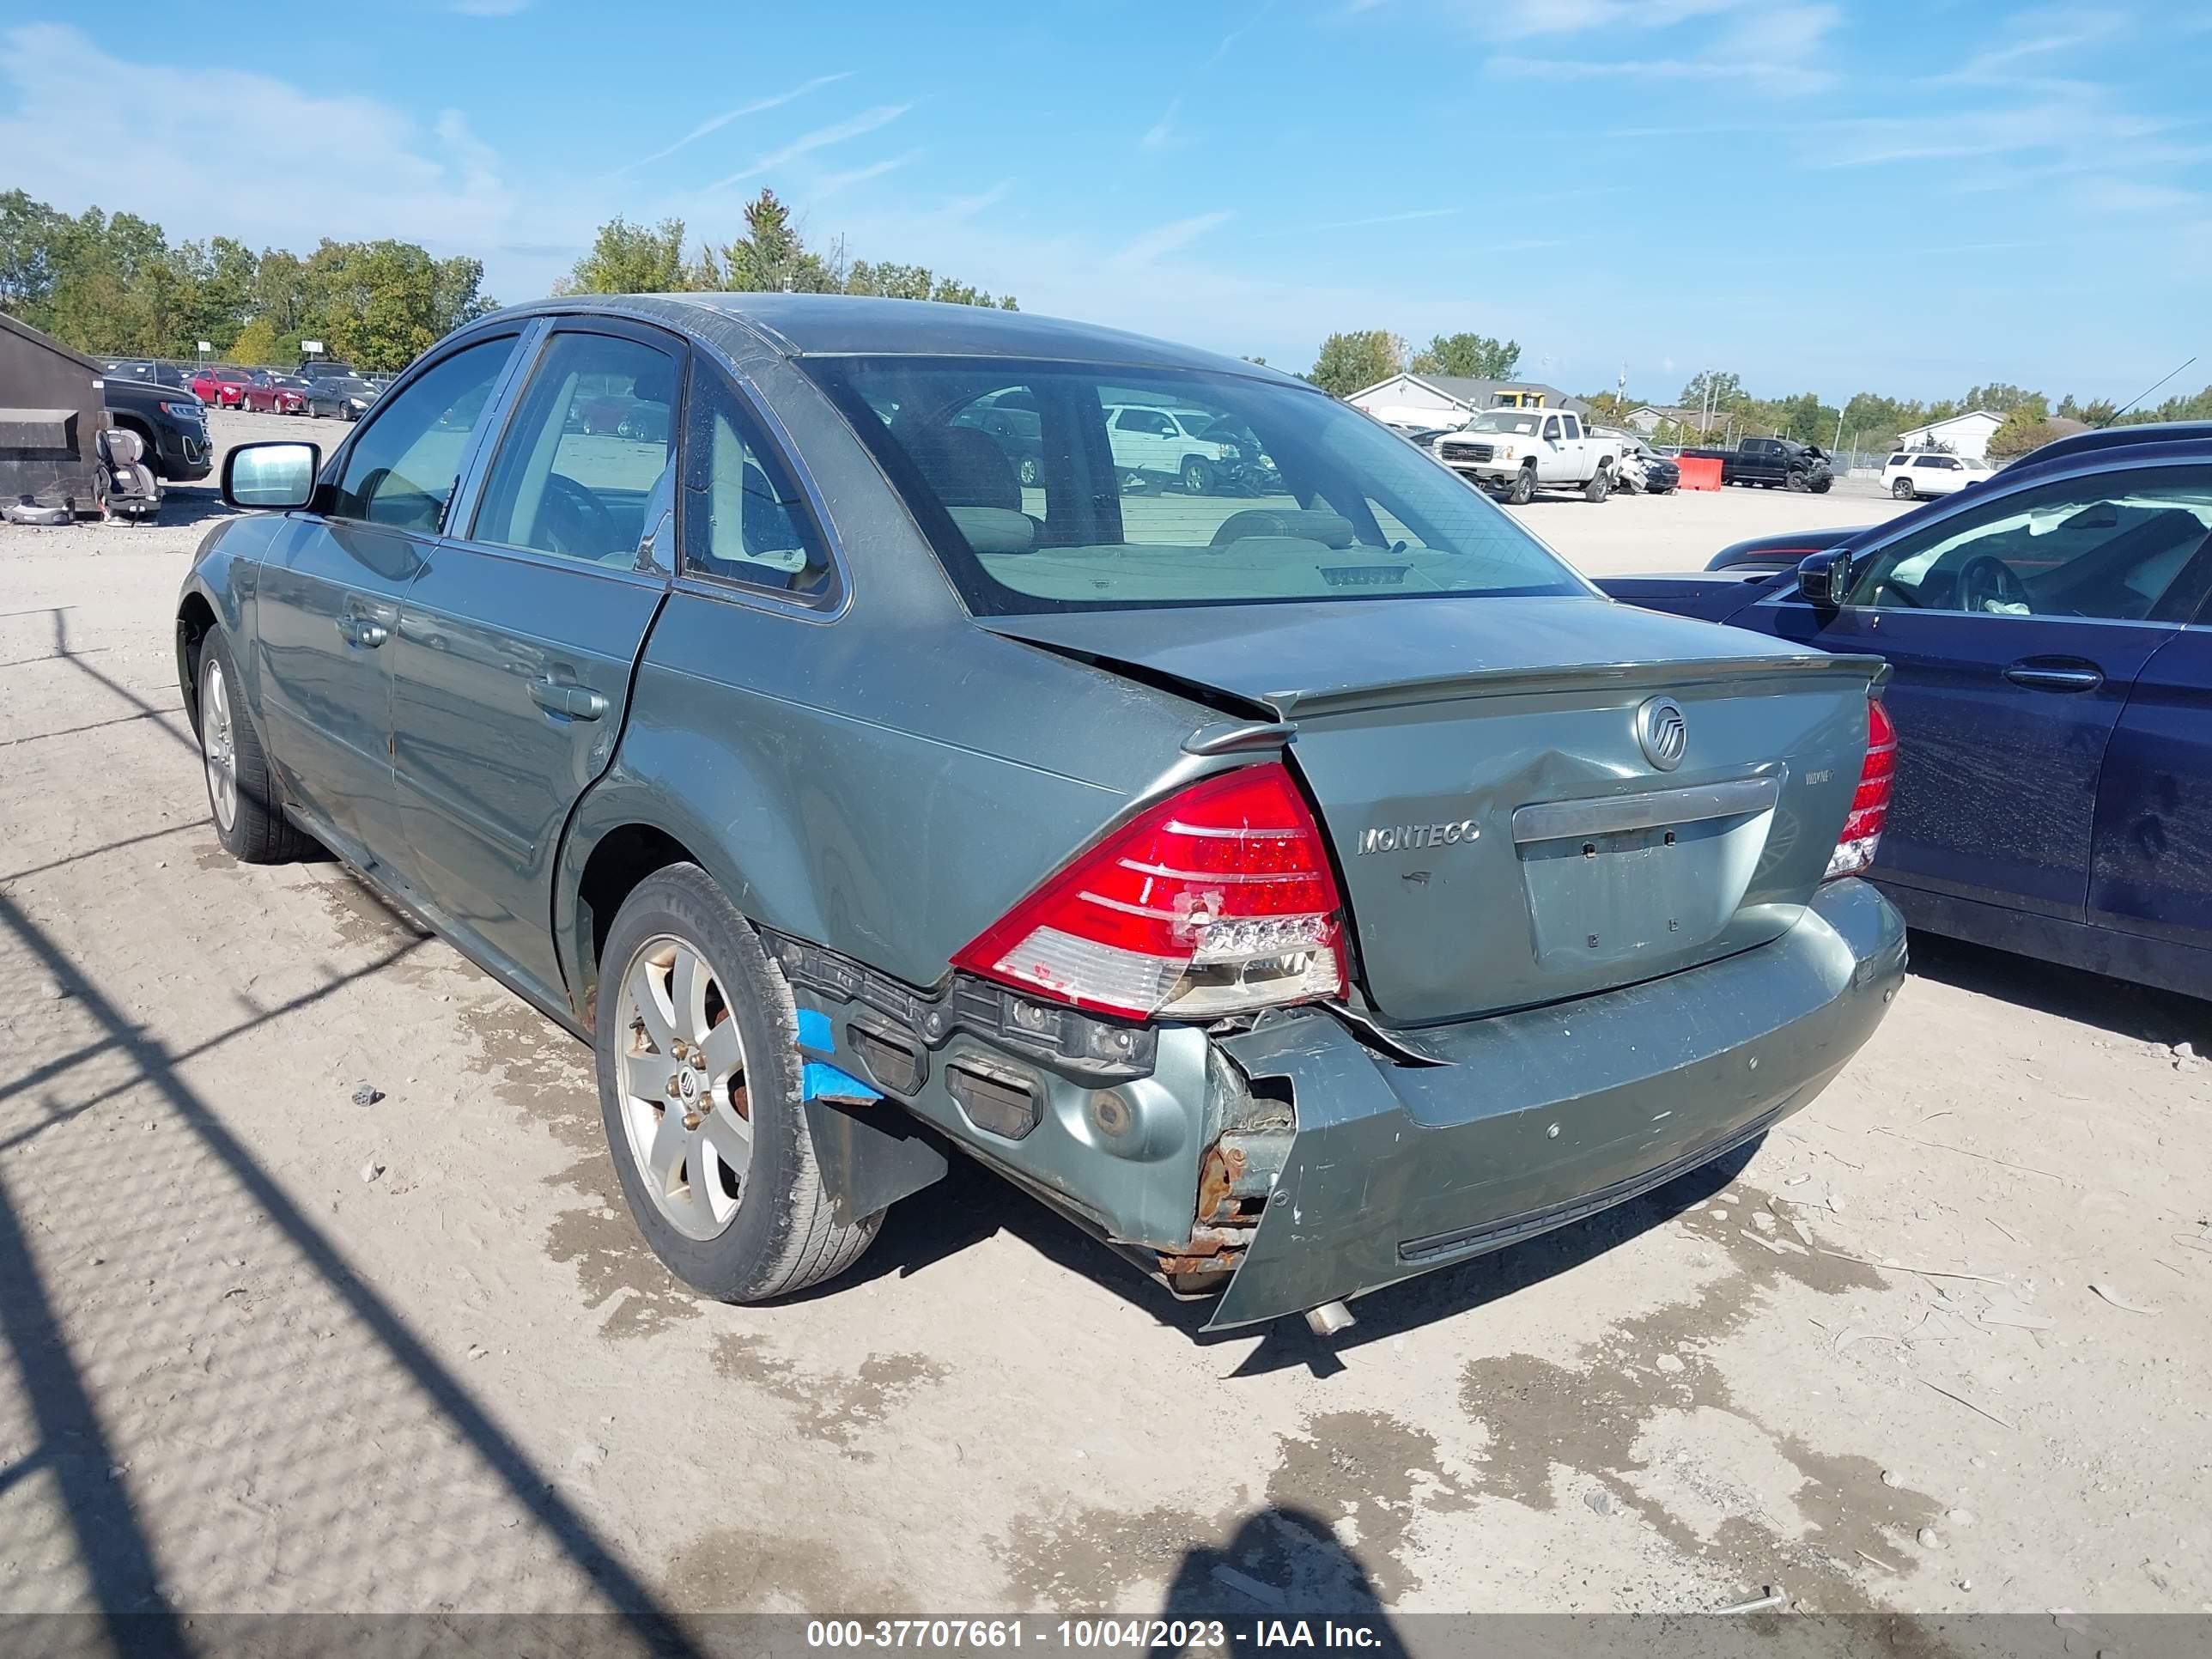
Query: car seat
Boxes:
[{"xmin": 94, "ymin": 426, "xmax": 161, "ymax": 524}]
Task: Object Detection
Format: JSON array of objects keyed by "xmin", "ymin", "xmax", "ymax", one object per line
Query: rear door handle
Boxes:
[
  {"xmin": 2004, "ymin": 663, "xmax": 2103, "ymax": 692},
  {"xmin": 530, "ymin": 681, "xmax": 608, "ymax": 720},
  {"xmin": 337, "ymin": 617, "xmax": 387, "ymax": 648}
]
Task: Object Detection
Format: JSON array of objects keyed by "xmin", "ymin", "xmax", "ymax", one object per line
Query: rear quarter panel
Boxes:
[{"xmin": 558, "ymin": 596, "xmax": 1206, "ymax": 1000}]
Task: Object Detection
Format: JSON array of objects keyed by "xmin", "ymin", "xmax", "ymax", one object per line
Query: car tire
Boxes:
[
  {"xmin": 1506, "ymin": 464, "xmax": 1536, "ymax": 506},
  {"xmin": 196, "ymin": 629, "xmax": 312, "ymax": 865},
  {"xmin": 1182, "ymin": 458, "xmax": 1215, "ymax": 496},
  {"xmin": 594, "ymin": 864, "xmax": 882, "ymax": 1304},
  {"xmin": 1584, "ymin": 465, "xmax": 1611, "ymax": 503},
  {"xmin": 1786, "ymin": 470, "xmax": 1810, "ymax": 492},
  {"xmin": 1892, "ymin": 477, "xmax": 1917, "ymax": 501},
  {"xmin": 1811, "ymin": 478, "xmax": 1832, "ymax": 494}
]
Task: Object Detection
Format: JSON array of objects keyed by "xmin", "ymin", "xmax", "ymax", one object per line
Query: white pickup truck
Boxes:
[{"xmin": 1432, "ymin": 409, "xmax": 1624, "ymax": 503}]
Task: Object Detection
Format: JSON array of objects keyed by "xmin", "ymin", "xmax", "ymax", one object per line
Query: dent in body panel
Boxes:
[{"xmin": 554, "ymin": 587, "xmax": 1205, "ymax": 1016}]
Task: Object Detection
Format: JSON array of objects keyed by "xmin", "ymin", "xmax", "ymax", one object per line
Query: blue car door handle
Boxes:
[
  {"xmin": 337, "ymin": 616, "xmax": 387, "ymax": 648},
  {"xmin": 530, "ymin": 680, "xmax": 607, "ymax": 720},
  {"xmin": 2004, "ymin": 660, "xmax": 2103, "ymax": 692}
]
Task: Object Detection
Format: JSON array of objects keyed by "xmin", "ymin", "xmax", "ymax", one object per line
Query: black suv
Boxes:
[{"xmin": 100, "ymin": 374, "xmax": 212, "ymax": 483}]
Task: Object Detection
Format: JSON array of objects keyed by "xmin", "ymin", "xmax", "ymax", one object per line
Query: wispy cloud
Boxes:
[
  {"xmin": 620, "ymin": 71, "xmax": 854, "ymax": 173},
  {"xmin": 1211, "ymin": 0, "xmax": 1277, "ymax": 64},
  {"xmin": 708, "ymin": 103, "xmax": 912, "ymax": 190},
  {"xmin": 1482, "ymin": 0, "xmax": 1838, "ymax": 93},
  {"xmin": 1114, "ymin": 210, "xmax": 1233, "ymax": 265},
  {"xmin": 1140, "ymin": 97, "xmax": 1183, "ymax": 151},
  {"xmin": 1312, "ymin": 205, "xmax": 1464, "ymax": 231},
  {"xmin": 944, "ymin": 181, "xmax": 1015, "ymax": 219},
  {"xmin": 816, "ymin": 149, "xmax": 924, "ymax": 196}
]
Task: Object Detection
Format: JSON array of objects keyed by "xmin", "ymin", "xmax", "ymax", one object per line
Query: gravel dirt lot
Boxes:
[{"xmin": 0, "ymin": 410, "xmax": 2206, "ymax": 1634}]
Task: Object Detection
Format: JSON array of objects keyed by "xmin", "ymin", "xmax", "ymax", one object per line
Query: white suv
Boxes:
[{"xmin": 1883, "ymin": 450, "xmax": 1993, "ymax": 501}]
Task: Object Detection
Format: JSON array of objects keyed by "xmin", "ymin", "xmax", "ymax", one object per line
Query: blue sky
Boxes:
[{"xmin": 3, "ymin": 0, "xmax": 2207, "ymax": 404}]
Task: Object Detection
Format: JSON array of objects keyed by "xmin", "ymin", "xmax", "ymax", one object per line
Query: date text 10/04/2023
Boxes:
[{"xmin": 805, "ymin": 1620, "xmax": 1389, "ymax": 1650}]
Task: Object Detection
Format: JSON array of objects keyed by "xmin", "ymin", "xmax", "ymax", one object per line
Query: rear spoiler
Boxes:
[{"xmin": 1242, "ymin": 651, "xmax": 1889, "ymax": 721}]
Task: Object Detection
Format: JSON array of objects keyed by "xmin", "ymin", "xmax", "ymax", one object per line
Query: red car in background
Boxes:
[
  {"xmin": 190, "ymin": 365, "xmax": 251, "ymax": 408},
  {"xmin": 242, "ymin": 370, "xmax": 308, "ymax": 415}
]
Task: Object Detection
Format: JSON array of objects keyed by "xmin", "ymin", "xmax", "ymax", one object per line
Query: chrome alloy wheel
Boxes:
[
  {"xmin": 614, "ymin": 935, "xmax": 752, "ymax": 1241},
  {"xmin": 200, "ymin": 654, "xmax": 239, "ymax": 832}
]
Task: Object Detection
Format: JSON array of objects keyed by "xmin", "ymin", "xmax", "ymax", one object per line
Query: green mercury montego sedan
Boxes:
[{"xmin": 182, "ymin": 295, "xmax": 1905, "ymax": 1334}]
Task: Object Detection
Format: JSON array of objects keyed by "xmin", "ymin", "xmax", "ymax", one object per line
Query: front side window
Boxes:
[
  {"xmin": 471, "ymin": 331, "xmax": 678, "ymax": 566},
  {"xmin": 1914, "ymin": 456, "xmax": 1945, "ymax": 469},
  {"xmin": 331, "ymin": 337, "xmax": 517, "ymax": 529},
  {"xmin": 680, "ymin": 368, "xmax": 833, "ymax": 597},
  {"xmin": 1843, "ymin": 465, "xmax": 2212, "ymax": 621},
  {"xmin": 804, "ymin": 356, "xmax": 1590, "ymax": 615}
]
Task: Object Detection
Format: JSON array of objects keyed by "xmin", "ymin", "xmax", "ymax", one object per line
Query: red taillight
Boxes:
[
  {"xmin": 1825, "ymin": 696, "xmax": 1895, "ymax": 880},
  {"xmin": 952, "ymin": 763, "xmax": 1350, "ymax": 1020}
]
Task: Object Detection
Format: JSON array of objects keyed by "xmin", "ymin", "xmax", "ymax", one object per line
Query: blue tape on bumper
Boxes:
[{"xmin": 795, "ymin": 1008, "xmax": 881, "ymax": 1103}]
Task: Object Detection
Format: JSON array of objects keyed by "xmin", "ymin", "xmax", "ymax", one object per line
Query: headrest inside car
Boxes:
[
  {"xmin": 1210, "ymin": 508, "xmax": 1357, "ymax": 549},
  {"xmin": 947, "ymin": 505, "xmax": 1036, "ymax": 554}
]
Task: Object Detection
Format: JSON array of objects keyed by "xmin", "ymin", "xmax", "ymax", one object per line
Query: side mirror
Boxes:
[
  {"xmin": 223, "ymin": 441, "xmax": 321, "ymax": 511},
  {"xmin": 1797, "ymin": 547, "xmax": 1853, "ymax": 609}
]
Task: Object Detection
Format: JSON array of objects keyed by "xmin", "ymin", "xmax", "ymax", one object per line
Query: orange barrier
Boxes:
[{"xmin": 1676, "ymin": 456, "xmax": 1723, "ymax": 491}]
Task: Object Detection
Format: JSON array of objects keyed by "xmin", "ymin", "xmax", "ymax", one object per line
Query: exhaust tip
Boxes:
[{"xmin": 1304, "ymin": 1299, "xmax": 1357, "ymax": 1338}]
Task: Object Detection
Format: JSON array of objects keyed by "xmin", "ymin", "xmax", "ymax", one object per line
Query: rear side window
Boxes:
[
  {"xmin": 331, "ymin": 337, "xmax": 516, "ymax": 529},
  {"xmin": 1914, "ymin": 456, "xmax": 1945, "ymax": 468},
  {"xmin": 680, "ymin": 368, "xmax": 834, "ymax": 598},
  {"xmin": 803, "ymin": 356, "xmax": 1588, "ymax": 615},
  {"xmin": 1888, "ymin": 453, "xmax": 1909, "ymax": 467}
]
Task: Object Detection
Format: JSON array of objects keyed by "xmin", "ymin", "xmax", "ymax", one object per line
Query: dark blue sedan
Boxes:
[{"xmin": 1601, "ymin": 428, "xmax": 2212, "ymax": 999}]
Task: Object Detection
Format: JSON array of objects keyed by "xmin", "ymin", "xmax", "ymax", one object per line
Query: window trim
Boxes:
[
  {"xmin": 314, "ymin": 326, "xmax": 532, "ymax": 529},
  {"xmin": 458, "ymin": 315, "xmax": 688, "ymax": 570},
  {"xmin": 672, "ymin": 351, "xmax": 849, "ymax": 618}
]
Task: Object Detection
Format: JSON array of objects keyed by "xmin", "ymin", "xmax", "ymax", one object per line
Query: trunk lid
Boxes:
[{"xmin": 977, "ymin": 596, "xmax": 1883, "ymax": 1024}]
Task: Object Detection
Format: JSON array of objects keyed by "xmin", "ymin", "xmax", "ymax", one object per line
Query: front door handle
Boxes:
[
  {"xmin": 2004, "ymin": 662, "xmax": 2103, "ymax": 693},
  {"xmin": 530, "ymin": 681, "xmax": 608, "ymax": 720},
  {"xmin": 337, "ymin": 617, "xmax": 387, "ymax": 648}
]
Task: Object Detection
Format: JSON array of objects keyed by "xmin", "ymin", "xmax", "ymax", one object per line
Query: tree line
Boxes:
[
  {"xmin": 556, "ymin": 190, "xmax": 1017, "ymax": 309},
  {"xmin": 1306, "ymin": 327, "xmax": 2210, "ymax": 453},
  {"xmin": 0, "ymin": 186, "xmax": 1012, "ymax": 374},
  {"xmin": 7, "ymin": 186, "xmax": 2199, "ymax": 439},
  {"xmin": 0, "ymin": 190, "xmax": 495, "ymax": 372}
]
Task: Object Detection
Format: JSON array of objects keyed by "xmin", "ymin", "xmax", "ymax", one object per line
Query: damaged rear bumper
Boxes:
[{"xmin": 1200, "ymin": 876, "xmax": 1905, "ymax": 1328}]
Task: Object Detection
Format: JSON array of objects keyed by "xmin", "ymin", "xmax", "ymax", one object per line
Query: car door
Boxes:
[
  {"xmin": 1537, "ymin": 415, "xmax": 1567, "ymax": 482},
  {"xmin": 252, "ymin": 333, "xmax": 525, "ymax": 860},
  {"xmin": 2087, "ymin": 555, "xmax": 2212, "ymax": 983},
  {"xmin": 1764, "ymin": 460, "xmax": 2212, "ymax": 923},
  {"xmin": 386, "ymin": 317, "xmax": 681, "ymax": 998}
]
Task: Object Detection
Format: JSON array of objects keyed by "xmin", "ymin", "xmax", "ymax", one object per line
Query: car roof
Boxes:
[{"xmin": 472, "ymin": 292, "xmax": 1313, "ymax": 388}]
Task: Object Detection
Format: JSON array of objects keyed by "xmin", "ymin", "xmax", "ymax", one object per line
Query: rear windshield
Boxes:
[{"xmin": 805, "ymin": 357, "xmax": 1587, "ymax": 614}]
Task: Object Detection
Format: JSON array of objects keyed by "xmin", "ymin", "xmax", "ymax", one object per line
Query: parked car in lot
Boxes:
[
  {"xmin": 1434, "ymin": 408, "xmax": 1624, "ymax": 502},
  {"xmin": 1601, "ymin": 430, "xmax": 2212, "ymax": 999},
  {"xmin": 185, "ymin": 294, "xmax": 1904, "ymax": 1332},
  {"xmin": 952, "ymin": 386, "xmax": 1045, "ymax": 485},
  {"xmin": 304, "ymin": 374, "xmax": 379, "ymax": 421},
  {"xmin": 1595, "ymin": 428, "xmax": 1679, "ymax": 495},
  {"xmin": 100, "ymin": 374, "xmax": 212, "ymax": 482},
  {"xmin": 244, "ymin": 369, "xmax": 309, "ymax": 415},
  {"xmin": 1884, "ymin": 449, "xmax": 1993, "ymax": 500},
  {"xmin": 1679, "ymin": 435, "xmax": 1833, "ymax": 493},
  {"xmin": 190, "ymin": 364, "xmax": 252, "ymax": 409},
  {"xmin": 106, "ymin": 359, "xmax": 195, "ymax": 392},
  {"xmin": 1102, "ymin": 401, "xmax": 1276, "ymax": 495}
]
